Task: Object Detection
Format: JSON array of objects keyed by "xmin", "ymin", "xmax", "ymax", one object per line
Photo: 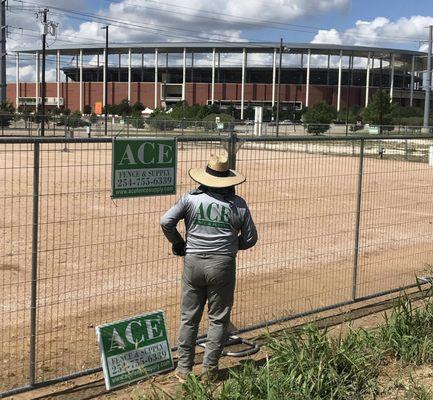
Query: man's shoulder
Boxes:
[{"xmin": 233, "ymin": 194, "xmax": 248, "ymax": 208}]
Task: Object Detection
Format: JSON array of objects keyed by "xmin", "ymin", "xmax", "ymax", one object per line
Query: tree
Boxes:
[
  {"xmin": 83, "ymin": 105, "xmax": 92, "ymax": 115},
  {"xmin": 244, "ymin": 104, "xmax": 254, "ymax": 121},
  {"xmin": 0, "ymin": 102, "xmax": 14, "ymax": 127},
  {"xmin": 117, "ymin": 99, "xmax": 132, "ymax": 116},
  {"xmin": 362, "ymin": 91, "xmax": 393, "ymax": 128},
  {"xmin": 303, "ymin": 101, "xmax": 337, "ymax": 135},
  {"xmin": 131, "ymin": 102, "xmax": 145, "ymax": 114}
]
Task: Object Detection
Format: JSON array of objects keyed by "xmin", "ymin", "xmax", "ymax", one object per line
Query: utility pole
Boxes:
[
  {"xmin": 40, "ymin": 9, "xmax": 47, "ymax": 136},
  {"xmin": 275, "ymin": 38, "xmax": 283, "ymax": 136},
  {"xmin": 423, "ymin": 25, "xmax": 432, "ymax": 132},
  {"xmin": 38, "ymin": 8, "xmax": 57, "ymax": 136},
  {"xmin": 102, "ymin": 26, "xmax": 108, "ymax": 136},
  {"xmin": 0, "ymin": 0, "xmax": 6, "ymax": 105}
]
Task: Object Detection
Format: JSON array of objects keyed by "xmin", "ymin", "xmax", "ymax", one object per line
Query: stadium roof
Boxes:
[{"xmin": 17, "ymin": 42, "xmax": 426, "ymax": 61}]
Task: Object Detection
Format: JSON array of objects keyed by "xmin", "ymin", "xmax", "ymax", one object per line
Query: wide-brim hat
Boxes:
[{"xmin": 188, "ymin": 154, "xmax": 246, "ymax": 188}]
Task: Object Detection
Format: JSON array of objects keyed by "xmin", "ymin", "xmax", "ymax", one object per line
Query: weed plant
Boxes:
[{"xmin": 139, "ymin": 284, "xmax": 433, "ymax": 400}]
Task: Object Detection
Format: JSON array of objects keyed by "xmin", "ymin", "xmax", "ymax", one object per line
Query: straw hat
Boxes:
[{"xmin": 188, "ymin": 154, "xmax": 246, "ymax": 188}]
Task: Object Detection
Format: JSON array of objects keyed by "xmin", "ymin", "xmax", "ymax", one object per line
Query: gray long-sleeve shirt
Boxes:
[{"xmin": 160, "ymin": 189, "xmax": 258, "ymax": 255}]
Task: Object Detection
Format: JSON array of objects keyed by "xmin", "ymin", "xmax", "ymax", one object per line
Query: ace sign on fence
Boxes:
[
  {"xmin": 112, "ymin": 137, "xmax": 177, "ymax": 198},
  {"xmin": 96, "ymin": 311, "xmax": 174, "ymax": 390}
]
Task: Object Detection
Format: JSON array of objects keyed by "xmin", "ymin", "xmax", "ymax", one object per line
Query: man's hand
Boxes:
[{"xmin": 172, "ymin": 240, "xmax": 186, "ymax": 256}]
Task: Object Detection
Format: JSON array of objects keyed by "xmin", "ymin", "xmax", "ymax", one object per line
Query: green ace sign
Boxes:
[
  {"xmin": 112, "ymin": 137, "xmax": 177, "ymax": 198},
  {"xmin": 96, "ymin": 310, "xmax": 174, "ymax": 390}
]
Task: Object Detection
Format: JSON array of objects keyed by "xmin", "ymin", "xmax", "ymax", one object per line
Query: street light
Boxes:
[
  {"xmin": 101, "ymin": 26, "xmax": 109, "ymax": 136},
  {"xmin": 276, "ymin": 39, "xmax": 289, "ymax": 137}
]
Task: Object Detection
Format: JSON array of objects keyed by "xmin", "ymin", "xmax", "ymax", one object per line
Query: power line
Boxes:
[
  {"xmin": 102, "ymin": 0, "xmax": 423, "ymax": 44},
  {"xmin": 11, "ymin": 0, "xmax": 259, "ymax": 43},
  {"xmin": 107, "ymin": 0, "xmax": 423, "ymax": 43}
]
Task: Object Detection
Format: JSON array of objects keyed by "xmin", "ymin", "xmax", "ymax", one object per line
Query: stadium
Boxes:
[{"xmin": 8, "ymin": 42, "xmax": 429, "ymax": 117}]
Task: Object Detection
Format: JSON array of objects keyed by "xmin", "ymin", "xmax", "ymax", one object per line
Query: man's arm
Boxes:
[
  {"xmin": 238, "ymin": 206, "xmax": 258, "ymax": 250},
  {"xmin": 160, "ymin": 195, "xmax": 187, "ymax": 249}
]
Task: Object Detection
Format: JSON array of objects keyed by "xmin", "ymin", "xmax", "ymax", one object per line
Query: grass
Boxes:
[{"xmin": 138, "ymin": 284, "xmax": 433, "ymax": 400}]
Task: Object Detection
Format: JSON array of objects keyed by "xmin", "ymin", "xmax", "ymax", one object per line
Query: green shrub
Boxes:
[
  {"xmin": 130, "ymin": 114, "xmax": 145, "ymax": 129},
  {"xmin": 148, "ymin": 113, "xmax": 176, "ymax": 131},
  {"xmin": 83, "ymin": 105, "xmax": 92, "ymax": 115},
  {"xmin": 201, "ymin": 113, "xmax": 235, "ymax": 130}
]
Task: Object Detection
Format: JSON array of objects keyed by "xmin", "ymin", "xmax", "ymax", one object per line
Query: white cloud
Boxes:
[{"xmin": 312, "ymin": 15, "xmax": 433, "ymax": 50}]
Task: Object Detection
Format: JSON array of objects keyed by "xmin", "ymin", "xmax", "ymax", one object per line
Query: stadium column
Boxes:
[
  {"xmin": 35, "ymin": 51, "xmax": 39, "ymax": 113},
  {"xmin": 217, "ymin": 52, "xmax": 220, "ymax": 83},
  {"xmin": 326, "ymin": 53, "xmax": 330, "ymax": 85},
  {"xmin": 211, "ymin": 48, "xmax": 215, "ymax": 104},
  {"xmin": 337, "ymin": 50, "xmax": 342, "ymax": 112},
  {"xmin": 154, "ymin": 48, "xmax": 158, "ymax": 109},
  {"xmin": 128, "ymin": 48, "xmax": 132, "ymax": 103},
  {"xmin": 410, "ymin": 55, "xmax": 415, "ymax": 107},
  {"xmin": 79, "ymin": 49, "xmax": 83, "ymax": 113},
  {"xmin": 241, "ymin": 47, "xmax": 246, "ymax": 120},
  {"xmin": 365, "ymin": 52, "xmax": 371, "ymax": 108},
  {"xmin": 389, "ymin": 53, "xmax": 395, "ymax": 103},
  {"xmin": 56, "ymin": 50, "xmax": 60, "ymax": 109},
  {"xmin": 271, "ymin": 48, "xmax": 276, "ymax": 114},
  {"xmin": 305, "ymin": 49, "xmax": 311, "ymax": 108},
  {"xmin": 15, "ymin": 53, "xmax": 19, "ymax": 110},
  {"xmin": 96, "ymin": 53, "xmax": 99, "ymax": 82},
  {"xmin": 182, "ymin": 47, "xmax": 186, "ymax": 101}
]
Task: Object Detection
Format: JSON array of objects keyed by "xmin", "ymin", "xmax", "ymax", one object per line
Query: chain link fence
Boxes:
[{"xmin": 1, "ymin": 134, "xmax": 433, "ymax": 396}]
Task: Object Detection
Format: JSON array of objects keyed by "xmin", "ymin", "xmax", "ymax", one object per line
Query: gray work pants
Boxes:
[{"xmin": 177, "ymin": 253, "xmax": 236, "ymax": 373}]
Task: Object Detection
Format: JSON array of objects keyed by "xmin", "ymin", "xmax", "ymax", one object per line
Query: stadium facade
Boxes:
[{"xmin": 8, "ymin": 42, "xmax": 429, "ymax": 118}]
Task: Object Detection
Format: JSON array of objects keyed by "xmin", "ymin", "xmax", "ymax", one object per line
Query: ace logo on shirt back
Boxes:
[{"xmin": 194, "ymin": 202, "xmax": 232, "ymax": 229}]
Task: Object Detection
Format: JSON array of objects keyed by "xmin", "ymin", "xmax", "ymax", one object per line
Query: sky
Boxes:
[{"xmin": 5, "ymin": 0, "xmax": 433, "ymax": 82}]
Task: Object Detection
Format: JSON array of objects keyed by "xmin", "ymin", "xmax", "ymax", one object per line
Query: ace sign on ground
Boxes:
[
  {"xmin": 112, "ymin": 137, "xmax": 177, "ymax": 198},
  {"xmin": 96, "ymin": 311, "xmax": 174, "ymax": 390}
]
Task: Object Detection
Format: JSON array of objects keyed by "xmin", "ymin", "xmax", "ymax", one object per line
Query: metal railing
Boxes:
[{"xmin": 1, "ymin": 134, "xmax": 433, "ymax": 396}]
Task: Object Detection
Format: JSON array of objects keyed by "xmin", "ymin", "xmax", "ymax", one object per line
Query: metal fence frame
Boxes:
[{"xmin": 1, "ymin": 133, "xmax": 433, "ymax": 397}]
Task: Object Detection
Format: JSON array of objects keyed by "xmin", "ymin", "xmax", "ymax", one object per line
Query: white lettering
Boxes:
[
  {"xmin": 125, "ymin": 321, "xmax": 145, "ymax": 347},
  {"xmin": 137, "ymin": 142, "xmax": 155, "ymax": 165},
  {"xmin": 158, "ymin": 144, "xmax": 173, "ymax": 164},
  {"xmin": 109, "ymin": 328, "xmax": 126, "ymax": 352},
  {"xmin": 146, "ymin": 320, "xmax": 163, "ymax": 340},
  {"xmin": 119, "ymin": 145, "xmax": 136, "ymax": 165}
]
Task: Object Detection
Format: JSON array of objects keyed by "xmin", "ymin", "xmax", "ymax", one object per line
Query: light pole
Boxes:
[
  {"xmin": 276, "ymin": 38, "xmax": 288, "ymax": 136},
  {"xmin": 102, "ymin": 26, "xmax": 109, "ymax": 136}
]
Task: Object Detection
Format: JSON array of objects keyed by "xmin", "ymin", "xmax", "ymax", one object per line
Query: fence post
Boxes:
[
  {"xmin": 352, "ymin": 139, "xmax": 364, "ymax": 301},
  {"xmin": 29, "ymin": 142, "xmax": 40, "ymax": 386},
  {"xmin": 228, "ymin": 131, "xmax": 237, "ymax": 169}
]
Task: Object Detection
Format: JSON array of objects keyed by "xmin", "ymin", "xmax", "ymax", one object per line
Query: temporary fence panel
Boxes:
[{"xmin": 1, "ymin": 135, "xmax": 433, "ymax": 396}]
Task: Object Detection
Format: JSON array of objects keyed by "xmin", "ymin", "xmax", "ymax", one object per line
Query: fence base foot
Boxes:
[{"xmin": 198, "ymin": 335, "xmax": 260, "ymax": 357}]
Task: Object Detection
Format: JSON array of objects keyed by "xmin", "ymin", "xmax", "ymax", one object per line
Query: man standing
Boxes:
[{"xmin": 160, "ymin": 154, "xmax": 258, "ymax": 382}]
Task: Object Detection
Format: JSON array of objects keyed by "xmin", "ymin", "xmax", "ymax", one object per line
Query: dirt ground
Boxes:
[{"xmin": 1, "ymin": 139, "xmax": 433, "ymax": 395}]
